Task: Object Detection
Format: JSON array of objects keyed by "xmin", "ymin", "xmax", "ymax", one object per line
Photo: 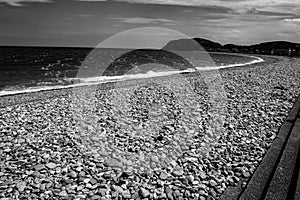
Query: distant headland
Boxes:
[{"xmin": 163, "ymin": 38, "xmax": 300, "ymax": 57}]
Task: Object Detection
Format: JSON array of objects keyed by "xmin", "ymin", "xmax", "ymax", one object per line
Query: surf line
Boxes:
[{"xmin": 0, "ymin": 55, "xmax": 264, "ymax": 97}]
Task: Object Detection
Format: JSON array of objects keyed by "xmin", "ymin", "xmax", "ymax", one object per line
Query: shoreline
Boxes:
[
  {"xmin": 0, "ymin": 55, "xmax": 281, "ymax": 109},
  {"xmin": 0, "ymin": 54, "xmax": 264, "ymax": 98}
]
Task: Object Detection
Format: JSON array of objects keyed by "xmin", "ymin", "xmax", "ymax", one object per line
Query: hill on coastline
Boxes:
[
  {"xmin": 1, "ymin": 38, "xmax": 300, "ymax": 57},
  {"xmin": 163, "ymin": 38, "xmax": 300, "ymax": 57}
]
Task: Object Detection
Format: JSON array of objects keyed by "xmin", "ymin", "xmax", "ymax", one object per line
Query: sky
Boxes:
[{"xmin": 0, "ymin": 0, "xmax": 299, "ymax": 47}]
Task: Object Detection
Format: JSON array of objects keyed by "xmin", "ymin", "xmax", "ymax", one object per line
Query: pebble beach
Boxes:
[{"xmin": 1, "ymin": 56, "xmax": 300, "ymax": 200}]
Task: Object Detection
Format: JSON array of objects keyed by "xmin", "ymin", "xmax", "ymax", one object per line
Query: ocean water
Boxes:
[{"xmin": 0, "ymin": 47, "xmax": 263, "ymax": 96}]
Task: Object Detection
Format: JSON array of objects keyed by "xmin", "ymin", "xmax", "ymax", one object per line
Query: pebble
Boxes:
[
  {"xmin": 16, "ymin": 181, "xmax": 26, "ymax": 192},
  {"xmin": 46, "ymin": 162, "xmax": 57, "ymax": 169},
  {"xmin": 200, "ymin": 196, "xmax": 206, "ymax": 200},
  {"xmin": 83, "ymin": 178, "xmax": 90, "ymax": 183},
  {"xmin": 151, "ymin": 156, "xmax": 159, "ymax": 163},
  {"xmin": 167, "ymin": 193, "xmax": 174, "ymax": 200},
  {"xmin": 198, "ymin": 184, "xmax": 206, "ymax": 190},
  {"xmin": 242, "ymin": 171, "xmax": 251, "ymax": 178},
  {"xmin": 199, "ymin": 172, "xmax": 207, "ymax": 180},
  {"xmin": 209, "ymin": 180, "xmax": 217, "ymax": 187},
  {"xmin": 69, "ymin": 171, "xmax": 77, "ymax": 178},
  {"xmin": 43, "ymin": 153, "xmax": 50, "ymax": 159},
  {"xmin": 91, "ymin": 195, "xmax": 101, "ymax": 200},
  {"xmin": 169, "ymin": 160, "xmax": 177, "ymax": 167},
  {"xmin": 140, "ymin": 188, "xmax": 150, "ymax": 198},
  {"xmin": 242, "ymin": 182, "xmax": 247, "ymax": 188},
  {"xmin": 192, "ymin": 180, "xmax": 199, "ymax": 185},
  {"xmin": 122, "ymin": 190, "xmax": 131, "ymax": 199},
  {"xmin": 105, "ymin": 159, "xmax": 123, "ymax": 168},
  {"xmin": 58, "ymin": 190, "xmax": 68, "ymax": 197},
  {"xmin": 113, "ymin": 185, "xmax": 124, "ymax": 193},
  {"xmin": 172, "ymin": 169, "xmax": 184, "ymax": 176},
  {"xmin": 40, "ymin": 184, "xmax": 46, "ymax": 191},
  {"xmin": 34, "ymin": 164, "xmax": 45, "ymax": 171},
  {"xmin": 76, "ymin": 194, "xmax": 86, "ymax": 199},
  {"xmin": 90, "ymin": 178, "xmax": 98, "ymax": 184},
  {"xmin": 160, "ymin": 171, "xmax": 169, "ymax": 180}
]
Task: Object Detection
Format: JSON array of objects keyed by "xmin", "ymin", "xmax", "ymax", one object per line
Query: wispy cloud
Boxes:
[
  {"xmin": 77, "ymin": 0, "xmax": 300, "ymax": 16},
  {"xmin": 110, "ymin": 17, "xmax": 177, "ymax": 24},
  {"xmin": 245, "ymin": 7, "xmax": 295, "ymax": 17},
  {"xmin": 282, "ymin": 18, "xmax": 300, "ymax": 23},
  {"xmin": 77, "ymin": 0, "xmax": 106, "ymax": 2},
  {"xmin": 0, "ymin": 0, "xmax": 52, "ymax": 6},
  {"xmin": 79, "ymin": 14, "xmax": 93, "ymax": 17},
  {"xmin": 281, "ymin": 18, "xmax": 300, "ymax": 30}
]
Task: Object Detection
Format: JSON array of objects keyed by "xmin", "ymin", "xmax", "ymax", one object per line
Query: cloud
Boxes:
[
  {"xmin": 79, "ymin": 14, "xmax": 93, "ymax": 17},
  {"xmin": 77, "ymin": 0, "xmax": 300, "ymax": 8},
  {"xmin": 281, "ymin": 18, "xmax": 300, "ymax": 30},
  {"xmin": 275, "ymin": 31, "xmax": 300, "ymax": 39},
  {"xmin": 78, "ymin": 0, "xmax": 106, "ymax": 1},
  {"xmin": 110, "ymin": 17, "xmax": 177, "ymax": 24},
  {"xmin": 281, "ymin": 18, "xmax": 300, "ymax": 27},
  {"xmin": 277, "ymin": 18, "xmax": 300, "ymax": 40},
  {"xmin": 282, "ymin": 18, "xmax": 300, "ymax": 23},
  {"xmin": 0, "ymin": 0, "xmax": 52, "ymax": 6},
  {"xmin": 79, "ymin": 0, "xmax": 222, "ymax": 7},
  {"xmin": 77, "ymin": 0, "xmax": 300, "ymax": 16},
  {"xmin": 245, "ymin": 7, "xmax": 294, "ymax": 17}
]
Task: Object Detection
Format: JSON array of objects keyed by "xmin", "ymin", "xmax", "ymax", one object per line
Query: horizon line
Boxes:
[{"xmin": 0, "ymin": 38, "xmax": 299, "ymax": 49}]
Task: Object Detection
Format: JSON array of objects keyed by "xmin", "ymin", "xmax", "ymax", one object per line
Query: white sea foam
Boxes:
[
  {"xmin": 196, "ymin": 55, "xmax": 264, "ymax": 71},
  {"xmin": 76, "ymin": 68, "xmax": 196, "ymax": 83},
  {"xmin": 0, "ymin": 55, "xmax": 264, "ymax": 97}
]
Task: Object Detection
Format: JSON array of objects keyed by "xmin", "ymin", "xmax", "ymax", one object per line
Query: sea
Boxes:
[{"xmin": 0, "ymin": 46, "xmax": 264, "ymax": 96}]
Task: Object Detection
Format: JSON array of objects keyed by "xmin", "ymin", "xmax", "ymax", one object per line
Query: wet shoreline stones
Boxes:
[{"xmin": 0, "ymin": 57, "xmax": 300, "ymax": 199}]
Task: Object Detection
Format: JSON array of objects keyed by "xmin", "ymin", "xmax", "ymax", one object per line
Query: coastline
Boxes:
[{"xmin": 0, "ymin": 53, "xmax": 264, "ymax": 98}]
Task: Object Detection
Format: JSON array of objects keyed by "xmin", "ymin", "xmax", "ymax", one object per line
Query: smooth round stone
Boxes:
[
  {"xmin": 46, "ymin": 162, "xmax": 57, "ymax": 169},
  {"xmin": 173, "ymin": 170, "xmax": 184, "ymax": 176},
  {"xmin": 105, "ymin": 159, "xmax": 123, "ymax": 168}
]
